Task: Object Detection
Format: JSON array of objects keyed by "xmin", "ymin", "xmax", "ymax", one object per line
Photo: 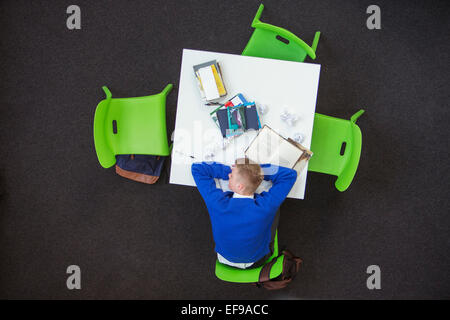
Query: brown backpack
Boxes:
[
  {"xmin": 254, "ymin": 250, "xmax": 303, "ymax": 290},
  {"xmin": 115, "ymin": 154, "xmax": 166, "ymax": 184}
]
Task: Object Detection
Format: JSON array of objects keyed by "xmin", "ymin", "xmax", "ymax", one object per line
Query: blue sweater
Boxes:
[{"xmin": 191, "ymin": 162, "xmax": 297, "ymax": 263}]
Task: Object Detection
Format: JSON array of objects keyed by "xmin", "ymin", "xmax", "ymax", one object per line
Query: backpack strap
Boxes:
[
  {"xmin": 115, "ymin": 165, "xmax": 159, "ymax": 184},
  {"xmin": 258, "ymin": 258, "xmax": 278, "ymax": 283},
  {"xmin": 281, "ymin": 250, "xmax": 303, "ymax": 276}
]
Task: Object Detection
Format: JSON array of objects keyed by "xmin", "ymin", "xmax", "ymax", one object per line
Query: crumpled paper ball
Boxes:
[
  {"xmin": 292, "ymin": 132, "xmax": 305, "ymax": 144},
  {"xmin": 203, "ymin": 137, "xmax": 235, "ymax": 160},
  {"xmin": 258, "ymin": 103, "xmax": 269, "ymax": 115},
  {"xmin": 280, "ymin": 108, "xmax": 299, "ymax": 126},
  {"xmin": 204, "ymin": 143, "xmax": 220, "ymax": 160},
  {"xmin": 222, "ymin": 137, "xmax": 234, "ymax": 149},
  {"xmin": 204, "ymin": 149, "xmax": 215, "ymax": 160}
]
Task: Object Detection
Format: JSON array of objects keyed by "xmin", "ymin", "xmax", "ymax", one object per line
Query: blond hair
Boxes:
[{"xmin": 234, "ymin": 157, "xmax": 263, "ymax": 193}]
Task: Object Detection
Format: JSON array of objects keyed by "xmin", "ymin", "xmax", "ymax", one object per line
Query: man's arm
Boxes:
[
  {"xmin": 258, "ymin": 164, "xmax": 297, "ymax": 209},
  {"xmin": 191, "ymin": 162, "xmax": 231, "ymax": 204}
]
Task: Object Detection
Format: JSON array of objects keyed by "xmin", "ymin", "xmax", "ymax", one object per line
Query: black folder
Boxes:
[
  {"xmin": 244, "ymin": 104, "xmax": 260, "ymax": 130},
  {"xmin": 216, "ymin": 109, "xmax": 229, "ymax": 138}
]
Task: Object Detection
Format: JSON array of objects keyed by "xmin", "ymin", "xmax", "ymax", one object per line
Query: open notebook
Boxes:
[{"xmin": 244, "ymin": 125, "xmax": 313, "ymax": 174}]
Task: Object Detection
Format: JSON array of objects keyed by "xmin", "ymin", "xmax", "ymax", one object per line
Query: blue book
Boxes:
[
  {"xmin": 244, "ymin": 103, "xmax": 261, "ymax": 130},
  {"xmin": 216, "ymin": 109, "xmax": 229, "ymax": 138}
]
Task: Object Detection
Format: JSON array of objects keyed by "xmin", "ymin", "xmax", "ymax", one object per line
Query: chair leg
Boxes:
[
  {"xmin": 102, "ymin": 86, "xmax": 112, "ymax": 99},
  {"xmin": 164, "ymin": 155, "xmax": 171, "ymax": 184},
  {"xmin": 311, "ymin": 31, "xmax": 320, "ymax": 53},
  {"xmin": 350, "ymin": 109, "xmax": 365, "ymax": 124},
  {"xmin": 252, "ymin": 4, "xmax": 265, "ymax": 27},
  {"xmin": 161, "ymin": 83, "xmax": 173, "ymax": 97}
]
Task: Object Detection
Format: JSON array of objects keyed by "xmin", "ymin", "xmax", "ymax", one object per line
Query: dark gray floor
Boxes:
[{"xmin": 0, "ymin": 0, "xmax": 449, "ymax": 299}]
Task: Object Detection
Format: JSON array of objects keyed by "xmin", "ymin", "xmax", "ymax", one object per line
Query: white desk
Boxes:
[{"xmin": 170, "ymin": 49, "xmax": 321, "ymax": 199}]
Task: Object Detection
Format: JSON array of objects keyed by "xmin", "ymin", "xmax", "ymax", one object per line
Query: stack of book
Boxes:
[
  {"xmin": 210, "ymin": 93, "xmax": 262, "ymax": 138},
  {"xmin": 193, "ymin": 60, "xmax": 227, "ymax": 101}
]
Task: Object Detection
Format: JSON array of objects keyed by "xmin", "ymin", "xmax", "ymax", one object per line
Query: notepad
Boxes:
[
  {"xmin": 198, "ymin": 66, "xmax": 220, "ymax": 101},
  {"xmin": 245, "ymin": 125, "xmax": 312, "ymax": 172},
  {"xmin": 211, "ymin": 64, "xmax": 226, "ymax": 96}
]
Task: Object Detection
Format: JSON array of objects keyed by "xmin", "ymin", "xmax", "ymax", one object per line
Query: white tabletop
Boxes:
[{"xmin": 170, "ymin": 49, "xmax": 321, "ymax": 199}]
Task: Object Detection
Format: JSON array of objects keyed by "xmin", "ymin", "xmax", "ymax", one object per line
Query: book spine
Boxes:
[{"xmin": 211, "ymin": 64, "xmax": 226, "ymax": 96}]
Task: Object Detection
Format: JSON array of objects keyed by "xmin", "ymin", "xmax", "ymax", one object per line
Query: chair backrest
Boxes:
[
  {"xmin": 215, "ymin": 231, "xmax": 282, "ymax": 283},
  {"xmin": 93, "ymin": 84, "xmax": 173, "ymax": 168},
  {"xmin": 242, "ymin": 4, "xmax": 320, "ymax": 62},
  {"xmin": 308, "ymin": 110, "xmax": 365, "ymax": 192}
]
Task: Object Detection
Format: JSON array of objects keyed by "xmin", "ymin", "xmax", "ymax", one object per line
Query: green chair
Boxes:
[
  {"xmin": 93, "ymin": 84, "xmax": 173, "ymax": 168},
  {"xmin": 242, "ymin": 4, "xmax": 321, "ymax": 62},
  {"xmin": 215, "ymin": 231, "xmax": 284, "ymax": 283},
  {"xmin": 308, "ymin": 110, "xmax": 365, "ymax": 192}
]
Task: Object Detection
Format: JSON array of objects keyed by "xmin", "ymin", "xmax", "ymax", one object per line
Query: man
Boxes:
[{"xmin": 191, "ymin": 158, "xmax": 297, "ymax": 269}]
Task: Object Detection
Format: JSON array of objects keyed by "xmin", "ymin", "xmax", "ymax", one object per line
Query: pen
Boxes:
[{"xmin": 174, "ymin": 150, "xmax": 197, "ymax": 160}]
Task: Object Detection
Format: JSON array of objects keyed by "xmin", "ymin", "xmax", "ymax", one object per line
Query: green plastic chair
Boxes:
[
  {"xmin": 93, "ymin": 84, "xmax": 173, "ymax": 168},
  {"xmin": 308, "ymin": 110, "xmax": 365, "ymax": 192},
  {"xmin": 242, "ymin": 4, "xmax": 321, "ymax": 62},
  {"xmin": 215, "ymin": 231, "xmax": 285, "ymax": 283}
]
